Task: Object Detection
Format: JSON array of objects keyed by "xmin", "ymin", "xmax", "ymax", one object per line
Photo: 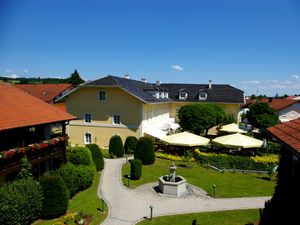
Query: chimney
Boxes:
[
  {"xmin": 141, "ymin": 78, "xmax": 147, "ymax": 83},
  {"xmin": 208, "ymin": 80, "xmax": 212, "ymax": 89},
  {"xmin": 155, "ymin": 80, "xmax": 161, "ymax": 86},
  {"xmin": 125, "ymin": 74, "xmax": 129, "ymax": 79}
]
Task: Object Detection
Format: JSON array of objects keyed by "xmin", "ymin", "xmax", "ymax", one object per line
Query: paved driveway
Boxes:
[{"xmin": 98, "ymin": 158, "xmax": 270, "ymax": 225}]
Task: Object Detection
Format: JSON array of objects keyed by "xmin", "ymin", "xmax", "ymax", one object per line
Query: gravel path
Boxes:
[{"xmin": 98, "ymin": 158, "xmax": 270, "ymax": 225}]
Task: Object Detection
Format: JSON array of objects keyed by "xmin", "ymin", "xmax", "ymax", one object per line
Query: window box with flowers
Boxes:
[{"xmin": 0, "ymin": 136, "xmax": 68, "ymax": 168}]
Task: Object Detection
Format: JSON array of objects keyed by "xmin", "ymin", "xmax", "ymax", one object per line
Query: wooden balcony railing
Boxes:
[{"xmin": 0, "ymin": 136, "xmax": 67, "ymax": 171}]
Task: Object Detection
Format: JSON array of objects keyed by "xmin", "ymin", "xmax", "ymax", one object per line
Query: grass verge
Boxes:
[
  {"xmin": 33, "ymin": 171, "xmax": 107, "ymax": 225},
  {"xmin": 122, "ymin": 158, "xmax": 275, "ymax": 198},
  {"xmin": 137, "ymin": 209, "xmax": 260, "ymax": 225}
]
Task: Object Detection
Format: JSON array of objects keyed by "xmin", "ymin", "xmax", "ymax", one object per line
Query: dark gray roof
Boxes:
[
  {"xmin": 85, "ymin": 75, "xmax": 244, "ymax": 104},
  {"xmin": 161, "ymin": 83, "xmax": 244, "ymax": 103},
  {"xmin": 85, "ymin": 75, "xmax": 170, "ymax": 103}
]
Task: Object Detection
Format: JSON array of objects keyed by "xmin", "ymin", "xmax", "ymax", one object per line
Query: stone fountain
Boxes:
[{"xmin": 158, "ymin": 162, "xmax": 188, "ymax": 197}]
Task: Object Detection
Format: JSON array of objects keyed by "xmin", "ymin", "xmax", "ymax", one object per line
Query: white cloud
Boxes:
[
  {"xmin": 242, "ymin": 80, "xmax": 260, "ymax": 84},
  {"xmin": 10, "ymin": 74, "xmax": 18, "ymax": 79},
  {"xmin": 171, "ymin": 65, "xmax": 183, "ymax": 71},
  {"xmin": 23, "ymin": 69, "xmax": 29, "ymax": 73},
  {"xmin": 292, "ymin": 74, "xmax": 299, "ymax": 80},
  {"xmin": 5, "ymin": 69, "xmax": 12, "ymax": 73}
]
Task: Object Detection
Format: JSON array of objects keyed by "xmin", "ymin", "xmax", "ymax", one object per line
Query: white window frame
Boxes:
[
  {"xmin": 179, "ymin": 91, "xmax": 187, "ymax": 100},
  {"xmin": 84, "ymin": 132, "xmax": 92, "ymax": 144},
  {"xmin": 99, "ymin": 91, "xmax": 106, "ymax": 101},
  {"xmin": 84, "ymin": 113, "xmax": 91, "ymax": 123},
  {"xmin": 113, "ymin": 114, "xmax": 121, "ymax": 125},
  {"xmin": 199, "ymin": 92, "xmax": 207, "ymax": 100}
]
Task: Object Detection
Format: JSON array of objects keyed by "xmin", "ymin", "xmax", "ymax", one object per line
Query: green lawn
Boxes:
[
  {"xmin": 137, "ymin": 209, "xmax": 260, "ymax": 225},
  {"xmin": 33, "ymin": 171, "xmax": 107, "ymax": 225},
  {"xmin": 122, "ymin": 158, "xmax": 275, "ymax": 198}
]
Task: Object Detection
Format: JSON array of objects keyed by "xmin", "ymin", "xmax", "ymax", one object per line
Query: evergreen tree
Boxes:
[{"xmin": 67, "ymin": 69, "xmax": 84, "ymax": 85}]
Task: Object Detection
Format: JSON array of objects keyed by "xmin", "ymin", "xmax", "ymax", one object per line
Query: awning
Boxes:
[
  {"xmin": 160, "ymin": 131, "xmax": 210, "ymax": 147},
  {"xmin": 144, "ymin": 127, "xmax": 167, "ymax": 139},
  {"xmin": 219, "ymin": 123, "xmax": 247, "ymax": 134},
  {"xmin": 212, "ymin": 133, "xmax": 263, "ymax": 149}
]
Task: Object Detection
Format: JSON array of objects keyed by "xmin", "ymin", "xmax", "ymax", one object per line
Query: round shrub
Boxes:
[
  {"xmin": 69, "ymin": 146, "xmax": 92, "ymax": 166},
  {"xmin": 134, "ymin": 137, "xmax": 155, "ymax": 165},
  {"xmin": 86, "ymin": 144, "xmax": 104, "ymax": 171},
  {"xmin": 129, "ymin": 159, "xmax": 142, "ymax": 180},
  {"xmin": 109, "ymin": 135, "xmax": 124, "ymax": 157},
  {"xmin": 124, "ymin": 136, "xmax": 138, "ymax": 154},
  {"xmin": 40, "ymin": 175, "xmax": 68, "ymax": 219},
  {"xmin": 54, "ymin": 163, "xmax": 94, "ymax": 198},
  {"xmin": 0, "ymin": 178, "xmax": 43, "ymax": 225}
]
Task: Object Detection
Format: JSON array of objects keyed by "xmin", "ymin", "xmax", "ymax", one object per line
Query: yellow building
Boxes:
[{"xmin": 60, "ymin": 76, "xmax": 244, "ymax": 148}]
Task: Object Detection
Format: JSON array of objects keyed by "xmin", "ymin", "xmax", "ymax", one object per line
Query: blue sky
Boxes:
[{"xmin": 0, "ymin": 0, "xmax": 299, "ymax": 96}]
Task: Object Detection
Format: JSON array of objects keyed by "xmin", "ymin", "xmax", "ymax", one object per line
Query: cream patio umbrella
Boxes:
[
  {"xmin": 160, "ymin": 131, "xmax": 210, "ymax": 147},
  {"xmin": 212, "ymin": 133, "xmax": 263, "ymax": 149},
  {"xmin": 219, "ymin": 123, "xmax": 247, "ymax": 134}
]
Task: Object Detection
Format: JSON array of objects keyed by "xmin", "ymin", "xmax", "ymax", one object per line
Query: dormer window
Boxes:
[
  {"xmin": 199, "ymin": 91, "xmax": 207, "ymax": 100},
  {"xmin": 179, "ymin": 91, "xmax": 188, "ymax": 100}
]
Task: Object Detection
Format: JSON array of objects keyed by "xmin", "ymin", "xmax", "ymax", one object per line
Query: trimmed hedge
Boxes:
[
  {"xmin": 40, "ymin": 175, "xmax": 68, "ymax": 219},
  {"xmin": 124, "ymin": 136, "xmax": 138, "ymax": 154},
  {"xmin": 55, "ymin": 163, "xmax": 94, "ymax": 198},
  {"xmin": 194, "ymin": 150, "xmax": 278, "ymax": 171},
  {"xmin": 129, "ymin": 159, "xmax": 142, "ymax": 180},
  {"xmin": 135, "ymin": 137, "xmax": 155, "ymax": 165},
  {"xmin": 69, "ymin": 146, "xmax": 92, "ymax": 166},
  {"xmin": 86, "ymin": 144, "xmax": 104, "ymax": 171},
  {"xmin": 109, "ymin": 135, "xmax": 125, "ymax": 157},
  {"xmin": 0, "ymin": 178, "xmax": 43, "ymax": 225}
]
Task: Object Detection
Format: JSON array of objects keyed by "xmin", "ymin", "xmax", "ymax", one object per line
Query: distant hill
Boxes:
[{"xmin": 0, "ymin": 76, "xmax": 69, "ymax": 84}]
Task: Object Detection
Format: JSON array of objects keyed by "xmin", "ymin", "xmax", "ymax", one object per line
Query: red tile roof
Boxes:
[
  {"xmin": 0, "ymin": 83, "xmax": 76, "ymax": 131},
  {"xmin": 15, "ymin": 84, "xmax": 73, "ymax": 103},
  {"xmin": 267, "ymin": 118, "xmax": 300, "ymax": 153},
  {"xmin": 269, "ymin": 99, "xmax": 297, "ymax": 111},
  {"xmin": 241, "ymin": 98, "xmax": 269, "ymax": 108}
]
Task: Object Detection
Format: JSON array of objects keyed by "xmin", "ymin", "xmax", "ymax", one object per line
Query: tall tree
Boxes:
[
  {"xmin": 178, "ymin": 103, "xmax": 231, "ymax": 135},
  {"xmin": 246, "ymin": 102, "xmax": 278, "ymax": 130},
  {"xmin": 67, "ymin": 69, "xmax": 84, "ymax": 85}
]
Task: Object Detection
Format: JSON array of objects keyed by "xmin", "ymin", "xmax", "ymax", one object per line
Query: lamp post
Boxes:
[
  {"xmin": 127, "ymin": 175, "xmax": 131, "ymax": 187},
  {"xmin": 150, "ymin": 205, "xmax": 154, "ymax": 220},
  {"xmin": 125, "ymin": 154, "xmax": 128, "ymax": 163},
  {"xmin": 212, "ymin": 184, "xmax": 216, "ymax": 198}
]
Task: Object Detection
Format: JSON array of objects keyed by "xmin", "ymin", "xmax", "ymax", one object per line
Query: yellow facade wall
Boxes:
[
  {"xmin": 66, "ymin": 87, "xmax": 142, "ymax": 148},
  {"xmin": 68, "ymin": 125, "xmax": 140, "ymax": 149}
]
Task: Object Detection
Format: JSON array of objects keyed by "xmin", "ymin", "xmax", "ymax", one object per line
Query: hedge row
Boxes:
[{"xmin": 194, "ymin": 150, "xmax": 278, "ymax": 171}]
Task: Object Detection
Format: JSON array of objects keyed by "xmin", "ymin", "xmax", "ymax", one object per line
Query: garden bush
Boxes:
[
  {"xmin": 129, "ymin": 159, "xmax": 142, "ymax": 180},
  {"xmin": 55, "ymin": 163, "xmax": 94, "ymax": 198},
  {"xmin": 109, "ymin": 135, "xmax": 124, "ymax": 157},
  {"xmin": 124, "ymin": 136, "xmax": 138, "ymax": 154},
  {"xmin": 40, "ymin": 175, "xmax": 68, "ymax": 219},
  {"xmin": 135, "ymin": 137, "xmax": 155, "ymax": 165},
  {"xmin": 86, "ymin": 144, "xmax": 104, "ymax": 171},
  {"xmin": 194, "ymin": 149, "xmax": 278, "ymax": 171},
  {"xmin": 69, "ymin": 146, "xmax": 92, "ymax": 166},
  {"xmin": 0, "ymin": 178, "xmax": 43, "ymax": 225}
]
